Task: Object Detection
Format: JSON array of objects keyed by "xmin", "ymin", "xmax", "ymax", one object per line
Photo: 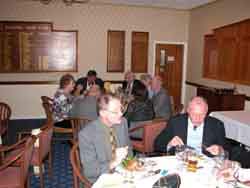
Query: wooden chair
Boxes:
[
  {"xmin": 129, "ymin": 118, "xmax": 166, "ymax": 155},
  {"xmin": 70, "ymin": 117, "xmax": 93, "ymax": 144},
  {"xmin": 0, "ymin": 136, "xmax": 29, "ymax": 166},
  {"xmin": 41, "ymin": 96, "xmax": 73, "ymax": 142},
  {"xmin": 30, "ymin": 123, "xmax": 53, "ymax": 188},
  {"xmin": 0, "ymin": 102, "xmax": 11, "ymax": 144},
  {"xmin": 16, "ymin": 123, "xmax": 53, "ymax": 188},
  {"xmin": 0, "ymin": 136, "xmax": 36, "ymax": 188},
  {"xmin": 170, "ymin": 96, "xmax": 184, "ymax": 116},
  {"xmin": 70, "ymin": 142, "xmax": 92, "ymax": 188}
]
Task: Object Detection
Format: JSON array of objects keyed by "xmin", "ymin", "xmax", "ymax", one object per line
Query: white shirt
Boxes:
[{"xmin": 187, "ymin": 118, "xmax": 204, "ymax": 154}]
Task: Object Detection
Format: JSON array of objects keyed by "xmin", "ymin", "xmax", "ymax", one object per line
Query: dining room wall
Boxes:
[
  {"xmin": 0, "ymin": 0, "xmax": 189, "ymax": 118},
  {"xmin": 186, "ymin": 0, "xmax": 250, "ymax": 109}
]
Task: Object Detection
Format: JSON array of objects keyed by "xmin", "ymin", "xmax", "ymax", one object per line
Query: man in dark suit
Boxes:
[
  {"xmin": 75, "ymin": 70, "xmax": 104, "ymax": 94},
  {"xmin": 122, "ymin": 71, "xmax": 141, "ymax": 96},
  {"xmin": 154, "ymin": 96, "xmax": 226, "ymax": 156}
]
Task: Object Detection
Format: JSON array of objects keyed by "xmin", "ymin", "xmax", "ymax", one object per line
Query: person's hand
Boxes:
[
  {"xmin": 206, "ymin": 145, "xmax": 223, "ymax": 155},
  {"xmin": 168, "ymin": 136, "xmax": 184, "ymax": 147},
  {"xmin": 73, "ymin": 85, "xmax": 83, "ymax": 96},
  {"xmin": 217, "ymin": 167, "xmax": 234, "ymax": 182},
  {"xmin": 76, "ymin": 84, "xmax": 83, "ymax": 91}
]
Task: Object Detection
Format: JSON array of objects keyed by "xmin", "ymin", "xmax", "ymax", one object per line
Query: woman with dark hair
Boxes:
[
  {"xmin": 124, "ymin": 81, "xmax": 155, "ymax": 139},
  {"xmin": 52, "ymin": 74, "xmax": 75, "ymax": 128}
]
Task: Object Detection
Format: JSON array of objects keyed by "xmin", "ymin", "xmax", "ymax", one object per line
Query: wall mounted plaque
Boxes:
[{"xmin": 0, "ymin": 21, "xmax": 77, "ymax": 73}]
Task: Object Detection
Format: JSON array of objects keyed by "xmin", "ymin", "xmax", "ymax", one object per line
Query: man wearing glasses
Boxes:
[{"xmin": 78, "ymin": 94, "xmax": 132, "ymax": 183}]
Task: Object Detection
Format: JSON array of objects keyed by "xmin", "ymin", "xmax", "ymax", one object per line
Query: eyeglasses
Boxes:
[{"xmin": 103, "ymin": 105, "xmax": 127, "ymax": 115}]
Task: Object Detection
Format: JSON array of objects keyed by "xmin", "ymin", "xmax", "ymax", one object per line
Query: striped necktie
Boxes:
[{"xmin": 109, "ymin": 127, "xmax": 117, "ymax": 160}]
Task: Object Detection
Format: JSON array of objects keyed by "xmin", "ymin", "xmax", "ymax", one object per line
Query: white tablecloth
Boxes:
[
  {"xmin": 210, "ymin": 111, "xmax": 250, "ymax": 146},
  {"xmin": 92, "ymin": 156, "xmax": 232, "ymax": 188}
]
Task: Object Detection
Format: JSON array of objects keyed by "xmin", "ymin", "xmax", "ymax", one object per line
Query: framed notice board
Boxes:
[{"xmin": 0, "ymin": 21, "xmax": 77, "ymax": 73}]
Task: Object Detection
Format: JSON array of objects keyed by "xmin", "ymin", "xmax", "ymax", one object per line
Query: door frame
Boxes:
[{"xmin": 152, "ymin": 41, "xmax": 188, "ymax": 105}]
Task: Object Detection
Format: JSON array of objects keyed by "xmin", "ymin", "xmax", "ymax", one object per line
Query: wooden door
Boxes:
[{"xmin": 155, "ymin": 43, "xmax": 183, "ymax": 105}]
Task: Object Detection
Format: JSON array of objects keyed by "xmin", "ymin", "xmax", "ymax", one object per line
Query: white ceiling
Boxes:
[{"xmin": 91, "ymin": 0, "xmax": 218, "ymax": 10}]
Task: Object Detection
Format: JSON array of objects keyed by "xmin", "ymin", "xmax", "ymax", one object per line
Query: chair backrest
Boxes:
[
  {"xmin": 0, "ymin": 136, "xmax": 35, "ymax": 188},
  {"xmin": 70, "ymin": 117, "xmax": 93, "ymax": 143},
  {"xmin": 170, "ymin": 96, "xmax": 184, "ymax": 116},
  {"xmin": 141, "ymin": 119, "xmax": 166, "ymax": 153},
  {"xmin": 21, "ymin": 136, "xmax": 36, "ymax": 186},
  {"xmin": 41, "ymin": 96, "xmax": 54, "ymax": 123},
  {"xmin": 0, "ymin": 102, "xmax": 11, "ymax": 136},
  {"xmin": 70, "ymin": 142, "xmax": 92, "ymax": 188},
  {"xmin": 37, "ymin": 123, "xmax": 53, "ymax": 162}
]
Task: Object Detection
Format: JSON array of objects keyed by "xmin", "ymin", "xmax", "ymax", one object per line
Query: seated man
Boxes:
[
  {"xmin": 78, "ymin": 94, "xmax": 132, "ymax": 183},
  {"xmin": 70, "ymin": 85, "xmax": 101, "ymax": 120},
  {"xmin": 75, "ymin": 70, "xmax": 104, "ymax": 95},
  {"xmin": 151, "ymin": 76, "xmax": 172, "ymax": 120},
  {"xmin": 122, "ymin": 71, "xmax": 141, "ymax": 96},
  {"xmin": 154, "ymin": 96, "xmax": 226, "ymax": 156}
]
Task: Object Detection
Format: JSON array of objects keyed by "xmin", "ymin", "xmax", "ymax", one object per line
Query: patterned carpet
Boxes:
[{"xmin": 30, "ymin": 142, "xmax": 73, "ymax": 188}]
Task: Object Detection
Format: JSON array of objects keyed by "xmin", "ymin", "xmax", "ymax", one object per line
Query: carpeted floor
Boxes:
[{"xmin": 30, "ymin": 142, "xmax": 73, "ymax": 188}]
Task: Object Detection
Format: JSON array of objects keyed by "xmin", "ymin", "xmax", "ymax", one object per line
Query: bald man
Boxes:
[
  {"xmin": 122, "ymin": 71, "xmax": 141, "ymax": 96},
  {"xmin": 154, "ymin": 96, "xmax": 226, "ymax": 157}
]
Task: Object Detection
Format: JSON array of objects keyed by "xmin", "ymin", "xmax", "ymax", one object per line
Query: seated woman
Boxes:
[
  {"xmin": 124, "ymin": 81, "xmax": 155, "ymax": 139},
  {"xmin": 52, "ymin": 74, "xmax": 75, "ymax": 128}
]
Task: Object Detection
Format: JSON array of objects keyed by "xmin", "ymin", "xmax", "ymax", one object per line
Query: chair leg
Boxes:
[
  {"xmin": 26, "ymin": 171, "xmax": 30, "ymax": 188},
  {"xmin": 39, "ymin": 164, "xmax": 44, "ymax": 188},
  {"xmin": 73, "ymin": 173, "xmax": 78, "ymax": 188},
  {"xmin": 48, "ymin": 151, "xmax": 53, "ymax": 178}
]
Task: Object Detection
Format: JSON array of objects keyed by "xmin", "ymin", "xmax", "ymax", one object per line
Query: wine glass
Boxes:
[
  {"xmin": 231, "ymin": 161, "xmax": 241, "ymax": 188},
  {"xmin": 214, "ymin": 150, "xmax": 229, "ymax": 170},
  {"xmin": 175, "ymin": 145, "xmax": 186, "ymax": 172},
  {"xmin": 175, "ymin": 145, "xmax": 186, "ymax": 160}
]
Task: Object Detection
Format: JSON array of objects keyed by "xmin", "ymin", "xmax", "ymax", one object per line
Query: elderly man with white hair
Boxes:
[{"xmin": 154, "ymin": 96, "xmax": 226, "ymax": 157}]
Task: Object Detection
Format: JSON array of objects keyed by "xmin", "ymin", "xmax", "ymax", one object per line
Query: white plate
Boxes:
[{"xmin": 237, "ymin": 182, "xmax": 250, "ymax": 188}]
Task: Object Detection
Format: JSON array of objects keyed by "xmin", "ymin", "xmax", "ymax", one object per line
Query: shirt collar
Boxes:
[{"xmin": 188, "ymin": 118, "xmax": 204, "ymax": 130}]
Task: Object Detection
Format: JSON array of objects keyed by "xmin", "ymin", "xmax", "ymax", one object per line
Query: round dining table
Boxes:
[{"xmin": 92, "ymin": 155, "xmax": 240, "ymax": 188}]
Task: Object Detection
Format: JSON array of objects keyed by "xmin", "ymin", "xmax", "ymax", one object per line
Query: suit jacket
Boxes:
[
  {"xmin": 154, "ymin": 114, "xmax": 226, "ymax": 156},
  {"xmin": 152, "ymin": 88, "xmax": 172, "ymax": 120},
  {"xmin": 78, "ymin": 118, "xmax": 131, "ymax": 183},
  {"xmin": 76, "ymin": 77, "xmax": 104, "ymax": 94},
  {"xmin": 122, "ymin": 79, "xmax": 141, "ymax": 95}
]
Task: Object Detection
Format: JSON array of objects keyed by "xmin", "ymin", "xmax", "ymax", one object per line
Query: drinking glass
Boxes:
[
  {"xmin": 214, "ymin": 150, "xmax": 229, "ymax": 170},
  {"xmin": 175, "ymin": 145, "xmax": 186, "ymax": 161},
  {"xmin": 231, "ymin": 161, "xmax": 241, "ymax": 188},
  {"xmin": 175, "ymin": 145, "xmax": 186, "ymax": 172},
  {"xmin": 187, "ymin": 150, "xmax": 199, "ymax": 172}
]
